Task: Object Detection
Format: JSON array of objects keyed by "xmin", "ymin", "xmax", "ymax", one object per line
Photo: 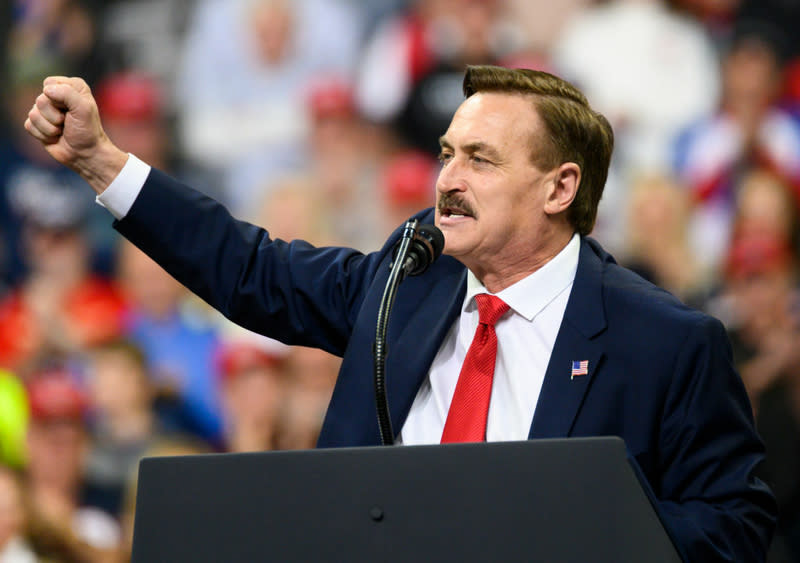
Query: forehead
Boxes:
[{"xmin": 442, "ymin": 92, "xmax": 540, "ymax": 148}]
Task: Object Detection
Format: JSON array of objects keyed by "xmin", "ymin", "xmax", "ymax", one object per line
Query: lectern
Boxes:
[{"xmin": 131, "ymin": 437, "xmax": 682, "ymax": 562}]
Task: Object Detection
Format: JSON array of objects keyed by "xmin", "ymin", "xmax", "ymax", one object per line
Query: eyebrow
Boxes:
[{"xmin": 438, "ymin": 136, "xmax": 502, "ymax": 161}]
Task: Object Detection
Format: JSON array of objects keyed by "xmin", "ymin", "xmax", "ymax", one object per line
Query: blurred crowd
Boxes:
[{"xmin": 1, "ymin": 0, "xmax": 800, "ymax": 561}]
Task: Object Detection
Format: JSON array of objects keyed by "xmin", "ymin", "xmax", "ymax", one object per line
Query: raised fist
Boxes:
[{"xmin": 24, "ymin": 76, "xmax": 128, "ymax": 194}]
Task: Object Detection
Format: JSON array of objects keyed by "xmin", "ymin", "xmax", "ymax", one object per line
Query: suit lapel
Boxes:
[
  {"xmin": 384, "ymin": 257, "xmax": 467, "ymax": 436},
  {"xmin": 529, "ymin": 238, "xmax": 607, "ymax": 439}
]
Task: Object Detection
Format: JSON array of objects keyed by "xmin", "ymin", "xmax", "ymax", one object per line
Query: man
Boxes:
[
  {"xmin": 24, "ymin": 370, "xmax": 122, "ymax": 558},
  {"xmin": 216, "ymin": 340, "xmax": 287, "ymax": 453},
  {"xmin": 25, "ymin": 66, "xmax": 775, "ymax": 560}
]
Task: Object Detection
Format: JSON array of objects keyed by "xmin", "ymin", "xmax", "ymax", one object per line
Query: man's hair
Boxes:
[
  {"xmin": 91, "ymin": 338, "xmax": 149, "ymax": 374},
  {"xmin": 463, "ymin": 65, "xmax": 614, "ymax": 236}
]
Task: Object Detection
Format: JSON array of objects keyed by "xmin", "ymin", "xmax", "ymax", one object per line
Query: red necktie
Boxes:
[{"xmin": 441, "ymin": 294, "xmax": 510, "ymax": 443}]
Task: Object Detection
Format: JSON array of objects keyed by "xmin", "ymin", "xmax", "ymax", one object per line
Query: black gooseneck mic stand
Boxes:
[{"xmin": 373, "ymin": 219, "xmax": 444, "ymax": 445}]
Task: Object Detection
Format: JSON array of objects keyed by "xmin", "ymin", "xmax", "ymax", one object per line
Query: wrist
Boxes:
[{"xmin": 72, "ymin": 137, "xmax": 129, "ymax": 195}]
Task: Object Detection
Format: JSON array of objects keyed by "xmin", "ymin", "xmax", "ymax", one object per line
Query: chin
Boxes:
[{"xmin": 441, "ymin": 238, "xmax": 469, "ymax": 258}]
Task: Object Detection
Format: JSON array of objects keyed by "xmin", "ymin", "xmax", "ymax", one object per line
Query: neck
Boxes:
[
  {"xmin": 227, "ymin": 424, "xmax": 275, "ymax": 453},
  {"xmin": 106, "ymin": 409, "xmax": 154, "ymax": 442},
  {"xmin": 471, "ymin": 229, "xmax": 575, "ymax": 293}
]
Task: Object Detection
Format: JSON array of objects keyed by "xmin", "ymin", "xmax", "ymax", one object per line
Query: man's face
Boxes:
[
  {"xmin": 435, "ymin": 92, "xmax": 556, "ymax": 277},
  {"xmin": 26, "ymin": 419, "xmax": 87, "ymax": 489}
]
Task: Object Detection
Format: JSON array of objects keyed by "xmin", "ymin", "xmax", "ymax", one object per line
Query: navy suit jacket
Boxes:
[{"xmin": 116, "ymin": 169, "xmax": 776, "ymax": 561}]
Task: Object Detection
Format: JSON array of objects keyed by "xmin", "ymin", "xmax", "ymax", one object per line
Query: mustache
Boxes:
[{"xmin": 437, "ymin": 193, "xmax": 477, "ymax": 217}]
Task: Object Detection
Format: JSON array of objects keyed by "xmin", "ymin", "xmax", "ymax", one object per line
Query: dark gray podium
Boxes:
[{"xmin": 131, "ymin": 437, "xmax": 682, "ymax": 562}]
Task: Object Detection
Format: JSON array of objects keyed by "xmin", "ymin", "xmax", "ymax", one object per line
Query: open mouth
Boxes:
[
  {"xmin": 438, "ymin": 196, "xmax": 476, "ymax": 221},
  {"xmin": 440, "ymin": 207, "xmax": 472, "ymax": 219}
]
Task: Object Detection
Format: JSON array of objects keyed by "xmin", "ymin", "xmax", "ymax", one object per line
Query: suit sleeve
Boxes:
[
  {"xmin": 113, "ymin": 168, "xmax": 390, "ymax": 356},
  {"xmin": 656, "ymin": 314, "xmax": 777, "ymax": 562}
]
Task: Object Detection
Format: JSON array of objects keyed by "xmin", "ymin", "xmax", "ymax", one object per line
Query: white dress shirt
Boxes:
[
  {"xmin": 98, "ymin": 155, "xmax": 580, "ymax": 445},
  {"xmin": 95, "ymin": 153, "xmax": 150, "ymax": 219},
  {"xmin": 399, "ymin": 235, "xmax": 579, "ymax": 444}
]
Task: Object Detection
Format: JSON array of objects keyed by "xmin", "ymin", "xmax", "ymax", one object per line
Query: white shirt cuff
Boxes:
[{"xmin": 95, "ymin": 153, "xmax": 151, "ymax": 220}]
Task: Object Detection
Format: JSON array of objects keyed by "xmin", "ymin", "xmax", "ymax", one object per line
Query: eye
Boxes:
[
  {"xmin": 437, "ymin": 152, "xmax": 453, "ymax": 165},
  {"xmin": 470, "ymin": 155, "xmax": 489, "ymax": 165}
]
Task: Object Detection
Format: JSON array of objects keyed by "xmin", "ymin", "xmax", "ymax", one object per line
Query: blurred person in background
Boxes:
[
  {"xmin": 667, "ymin": 0, "xmax": 742, "ymax": 49},
  {"xmin": 622, "ymin": 172, "xmax": 711, "ymax": 304},
  {"xmin": 380, "ymin": 150, "xmax": 439, "ymax": 238},
  {"xmin": 0, "ymin": 3, "xmax": 11, "ymax": 135},
  {"xmin": 724, "ymin": 235, "xmax": 799, "ymax": 411},
  {"xmin": 554, "ymin": 0, "xmax": 720, "ymax": 171},
  {"xmin": 553, "ymin": 0, "xmax": 720, "ymax": 253},
  {"xmin": 706, "ymin": 168, "xmax": 800, "ymax": 331},
  {"xmin": 0, "ymin": 464, "xmax": 36, "ymax": 562},
  {"xmin": 7, "ymin": 0, "xmax": 108, "ymax": 85},
  {"xmin": 116, "ymin": 239, "xmax": 224, "ymax": 443},
  {"xmin": 733, "ymin": 170, "xmax": 799, "ymax": 250},
  {"xmin": 0, "ymin": 188, "xmax": 126, "ymax": 373},
  {"xmin": 505, "ymin": 0, "xmax": 593, "ymax": 59},
  {"xmin": 174, "ymin": 0, "xmax": 363, "ymax": 207},
  {"xmin": 249, "ymin": 174, "xmax": 333, "ymax": 244},
  {"xmin": 238, "ymin": 76, "xmax": 387, "ymax": 248},
  {"xmin": 303, "ymin": 77, "xmax": 388, "ymax": 251},
  {"xmin": 673, "ymin": 27, "xmax": 800, "ymax": 270},
  {"xmin": 83, "ymin": 339, "xmax": 179, "ymax": 517},
  {"xmin": 217, "ymin": 341, "xmax": 287, "ymax": 452},
  {"xmin": 24, "ymin": 369, "xmax": 121, "ymax": 561},
  {"xmin": 0, "ymin": 57, "xmax": 113, "ymax": 291},
  {"xmin": 718, "ymin": 233, "xmax": 800, "ymax": 563},
  {"xmin": 736, "ymin": 0, "xmax": 800, "ymax": 79},
  {"xmin": 93, "ymin": 0, "xmax": 195, "ymax": 94},
  {"xmin": 706, "ymin": 170, "xmax": 800, "ymax": 562},
  {"xmin": 356, "ymin": 0, "xmax": 527, "ymax": 156},
  {"xmin": 276, "ymin": 346, "xmax": 341, "ymax": 451},
  {"xmin": 94, "ymin": 71, "xmax": 170, "ymax": 173},
  {"xmin": 94, "ymin": 67, "xmax": 222, "ymax": 202}
]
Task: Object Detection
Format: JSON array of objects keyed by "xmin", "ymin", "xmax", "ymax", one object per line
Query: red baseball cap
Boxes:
[
  {"xmin": 26, "ymin": 370, "xmax": 88, "ymax": 422},
  {"xmin": 725, "ymin": 233, "xmax": 793, "ymax": 279},
  {"xmin": 217, "ymin": 342, "xmax": 286, "ymax": 382},
  {"xmin": 95, "ymin": 71, "xmax": 163, "ymax": 122},
  {"xmin": 383, "ymin": 151, "xmax": 438, "ymax": 207},
  {"xmin": 307, "ymin": 78, "xmax": 355, "ymax": 120}
]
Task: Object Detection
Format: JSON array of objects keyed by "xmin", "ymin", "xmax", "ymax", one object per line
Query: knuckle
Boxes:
[{"xmin": 73, "ymin": 77, "xmax": 89, "ymax": 91}]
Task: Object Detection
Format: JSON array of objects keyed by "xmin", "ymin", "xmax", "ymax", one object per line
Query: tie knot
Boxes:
[{"xmin": 475, "ymin": 294, "xmax": 510, "ymax": 327}]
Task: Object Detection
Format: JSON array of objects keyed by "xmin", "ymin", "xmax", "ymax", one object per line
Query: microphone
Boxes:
[
  {"xmin": 374, "ymin": 220, "xmax": 445, "ymax": 445},
  {"xmin": 392, "ymin": 223, "xmax": 445, "ymax": 277}
]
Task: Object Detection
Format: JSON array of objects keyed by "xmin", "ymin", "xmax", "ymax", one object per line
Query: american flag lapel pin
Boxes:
[{"xmin": 571, "ymin": 360, "xmax": 589, "ymax": 380}]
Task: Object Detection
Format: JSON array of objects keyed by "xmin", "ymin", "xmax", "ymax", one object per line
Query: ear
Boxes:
[{"xmin": 544, "ymin": 162, "xmax": 581, "ymax": 216}]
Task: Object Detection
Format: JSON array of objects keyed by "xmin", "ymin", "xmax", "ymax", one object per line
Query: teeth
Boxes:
[{"xmin": 451, "ymin": 214, "xmax": 465, "ymax": 218}]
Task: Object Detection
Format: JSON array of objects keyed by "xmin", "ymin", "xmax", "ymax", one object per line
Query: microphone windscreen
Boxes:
[{"xmin": 417, "ymin": 224, "xmax": 445, "ymax": 261}]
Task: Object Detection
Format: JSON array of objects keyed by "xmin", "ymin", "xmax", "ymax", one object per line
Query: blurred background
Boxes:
[{"xmin": 1, "ymin": 0, "xmax": 800, "ymax": 561}]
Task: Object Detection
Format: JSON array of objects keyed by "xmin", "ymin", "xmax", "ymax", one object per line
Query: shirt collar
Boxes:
[{"xmin": 464, "ymin": 233, "xmax": 580, "ymax": 322}]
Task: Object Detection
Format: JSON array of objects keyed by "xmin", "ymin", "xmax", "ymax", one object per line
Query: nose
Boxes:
[{"xmin": 435, "ymin": 159, "xmax": 467, "ymax": 195}]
